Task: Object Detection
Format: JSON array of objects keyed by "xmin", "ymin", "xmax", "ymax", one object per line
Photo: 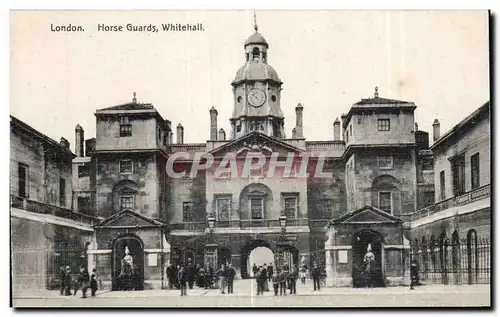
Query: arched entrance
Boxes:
[
  {"xmin": 352, "ymin": 230, "xmax": 384, "ymax": 288},
  {"xmin": 112, "ymin": 234, "xmax": 144, "ymax": 291},
  {"xmin": 241, "ymin": 240, "xmax": 273, "ymax": 279}
]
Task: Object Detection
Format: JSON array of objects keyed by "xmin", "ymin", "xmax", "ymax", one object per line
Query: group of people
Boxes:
[
  {"xmin": 253, "ymin": 261, "xmax": 323, "ymax": 296},
  {"xmin": 58, "ymin": 265, "xmax": 100, "ymax": 298},
  {"xmin": 166, "ymin": 260, "xmax": 237, "ymax": 296}
]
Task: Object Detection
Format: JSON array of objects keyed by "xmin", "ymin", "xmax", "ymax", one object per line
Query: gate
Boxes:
[{"xmin": 410, "ymin": 235, "xmax": 490, "ymax": 285}]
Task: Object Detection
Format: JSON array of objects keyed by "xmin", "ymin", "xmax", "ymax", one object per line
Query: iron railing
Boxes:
[
  {"xmin": 171, "ymin": 218, "xmax": 320, "ymax": 230},
  {"xmin": 409, "ymin": 236, "xmax": 490, "ymax": 285}
]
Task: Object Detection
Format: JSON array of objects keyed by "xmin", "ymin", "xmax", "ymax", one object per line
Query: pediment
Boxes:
[
  {"xmin": 209, "ymin": 131, "xmax": 304, "ymax": 157},
  {"xmin": 332, "ymin": 205, "xmax": 402, "ymax": 225},
  {"xmin": 97, "ymin": 209, "xmax": 165, "ymax": 228}
]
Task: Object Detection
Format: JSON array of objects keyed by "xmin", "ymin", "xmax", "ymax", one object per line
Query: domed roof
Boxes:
[
  {"xmin": 232, "ymin": 60, "xmax": 281, "ymax": 85},
  {"xmin": 244, "ymin": 31, "xmax": 268, "ymax": 47}
]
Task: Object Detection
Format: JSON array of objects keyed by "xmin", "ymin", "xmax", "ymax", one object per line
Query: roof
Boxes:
[
  {"xmin": 354, "ymin": 96, "xmax": 413, "ymax": 106},
  {"xmin": 244, "ymin": 31, "xmax": 268, "ymax": 47},
  {"xmin": 209, "ymin": 131, "xmax": 304, "ymax": 155},
  {"xmin": 10, "ymin": 115, "xmax": 75, "ymax": 157},
  {"xmin": 96, "ymin": 209, "xmax": 166, "ymax": 228},
  {"xmin": 96, "ymin": 102, "xmax": 155, "ymax": 112},
  {"xmin": 430, "ymin": 101, "xmax": 490, "ymax": 150},
  {"xmin": 330, "ymin": 205, "xmax": 403, "ymax": 225},
  {"xmin": 232, "ymin": 60, "xmax": 282, "ymax": 85}
]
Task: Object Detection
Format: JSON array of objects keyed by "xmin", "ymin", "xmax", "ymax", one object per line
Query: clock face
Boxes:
[{"xmin": 247, "ymin": 88, "xmax": 266, "ymax": 107}]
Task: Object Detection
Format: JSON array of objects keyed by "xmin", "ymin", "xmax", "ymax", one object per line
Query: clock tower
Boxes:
[{"xmin": 230, "ymin": 19, "xmax": 285, "ymax": 139}]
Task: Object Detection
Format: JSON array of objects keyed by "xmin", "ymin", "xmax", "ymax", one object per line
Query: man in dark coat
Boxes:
[
  {"xmin": 187, "ymin": 260, "xmax": 196, "ymax": 289},
  {"xmin": 289, "ymin": 265, "xmax": 298, "ymax": 294},
  {"xmin": 252, "ymin": 263, "xmax": 258, "ymax": 278},
  {"xmin": 227, "ymin": 263, "xmax": 236, "ymax": 294},
  {"xmin": 267, "ymin": 263, "xmax": 274, "ymax": 282},
  {"xmin": 256, "ymin": 267, "xmax": 267, "ymax": 295},
  {"xmin": 77, "ymin": 266, "xmax": 90, "ymax": 298},
  {"xmin": 178, "ymin": 264, "xmax": 187, "ymax": 296},
  {"xmin": 58, "ymin": 266, "xmax": 66, "ymax": 295},
  {"xmin": 311, "ymin": 262, "xmax": 321, "ymax": 291},
  {"xmin": 410, "ymin": 259, "xmax": 419, "ymax": 290},
  {"xmin": 64, "ymin": 266, "xmax": 72, "ymax": 296},
  {"xmin": 216, "ymin": 263, "xmax": 228, "ymax": 294},
  {"xmin": 90, "ymin": 269, "xmax": 98, "ymax": 297}
]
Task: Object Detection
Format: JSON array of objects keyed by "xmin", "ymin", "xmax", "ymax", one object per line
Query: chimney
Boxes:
[
  {"xmin": 60, "ymin": 137, "xmax": 70, "ymax": 149},
  {"xmin": 210, "ymin": 106, "xmax": 218, "ymax": 141},
  {"xmin": 333, "ymin": 117, "xmax": 341, "ymax": 141},
  {"xmin": 291, "ymin": 127, "xmax": 297, "ymax": 138},
  {"xmin": 75, "ymin": 124, "xmax": 84, "ymax": 157},
  {"xmin": 295, "ymin": 103, "xmax": 303, "ymax": 138},
  {"xmin": 165, "ymin": 120, "xmax": 172, "ymax": 145},
  {"xmin": 218, "ymin": 128, "xmax": 226, "ymax": 141},
  {"xmin": 415, "ymin": 122, "xmax": 419, "ymax": 132},
  {"xmin": 432, "ymin": 119, "xmax": 440, "ymax": 141},
  {"xmin": 177, "ymin": 123, "xmax": 184, "ymax": 144}
]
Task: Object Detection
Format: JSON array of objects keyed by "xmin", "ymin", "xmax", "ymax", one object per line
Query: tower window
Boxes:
[
  {"xmin": 271, "ymin": 95, "xmax": 277, "ymax": 102},
  {"xmin": 377, "ymin": 119, "xmax": 391, "ymax": 131},
  {"xmin": 237, "ymin": 96, "xmax": 242, "ymax": 103},
  {"xmin": 252, "ymin": 47, "xmax": 260, "ymax": 60}
]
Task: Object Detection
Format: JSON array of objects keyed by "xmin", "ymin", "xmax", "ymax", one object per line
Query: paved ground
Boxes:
[{"xmin": 12, "ymin": 280, "xmax": 491, "ymax": 308}]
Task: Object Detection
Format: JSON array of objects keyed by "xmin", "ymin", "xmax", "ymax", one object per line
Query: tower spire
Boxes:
[{"xmin": 253, "ymin": 11, "xmax": 258, "ymax": 31}]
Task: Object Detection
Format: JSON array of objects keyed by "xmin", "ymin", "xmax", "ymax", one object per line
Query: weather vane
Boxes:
[
  {"xmin": 133, "ymin": 92, "xmax": 137, "ymax": 103},
  {"xmin": 254, "ymin": 11, "xmax": 258, "ymax": 32}
]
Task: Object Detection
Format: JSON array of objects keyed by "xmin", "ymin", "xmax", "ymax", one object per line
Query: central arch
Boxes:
[
  {"xmin": 352, "ymin": 229, "xmax": 385, "ymax": 288},
  {"xmin": 240, "ymin": 240, "xmax": 274, "ymax": 279}
]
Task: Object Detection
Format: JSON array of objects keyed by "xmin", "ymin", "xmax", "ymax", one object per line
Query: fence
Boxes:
[{"xmin": 410, "ymin": 236, "xmax": 490, "ymax": 285}]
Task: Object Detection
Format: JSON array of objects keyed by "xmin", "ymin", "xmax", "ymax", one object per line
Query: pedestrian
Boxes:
[
  {"xmin": 166, "ymin": 263, "xmax": 174, "ymax": 289},
  {"xmin": 216, "ymin": 263, "xmax": 228, "ymax": 294},
  {"xmin": 252, "ymin": 263, "xmax": 258, "ymax": 278},
  {"xmin": 90, "ymin": 268, "xmax": 98, "ymax": 297},
  {"xmin": 289, "ymin": 265, "xmax": 298, "ymax": 295},
  {"xmin": 178, "ymin": 264, "xmax": 187, "ymax": 296},
  {"xmin": 227, "ymin": 263, "xmax": 236, "ymax": 294},
  {"xmin": 58, "ymin": 266, "xmax": 66, "ymax": 295},
  {"xmin": 410, "ymin": 259, "xmax": 419, "ymax": 290},
  {"xmin": 64, "ymin": 266, "xmax": 72, "ymax": 296},
  {"xmin": 77, "ymin": 266, "xmax": 90, "ymax": 298},
  {"xmin": 272, "ymin": 271, "xmax": 280, "ymax": 296},
  {"xmin": 187, "ymin": 259, "xmax": 196, "ymax": 290},
  {"xmin": 299, "ymin": 261, "xmax": 308, "ymax": 285},
  {"xmin": 279, "ymin": 269, "xmax": 287, "ymax": 296},
  {"xmin": 312, "ymin": 262, "xmax": 321, "ymax": 291},
  {"xmin": 257, "ymin": 266, "xmax": 267, "ymax": 295},
  {"xmin": 262, "ymin": 264, "xmax": 269, "ymax": 291},
  {"xmin": 267, "ymin": 263, "xmax": 274, "ymax": 282}
]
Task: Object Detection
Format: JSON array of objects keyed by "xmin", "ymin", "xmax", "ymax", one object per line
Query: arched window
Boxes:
[
  {"xmin": 371, "ymin": 175, "xmax": 401, "ymax": 214},
  {"xmin": 252, "ymin": 47, "xmax": 260, "ymax": 60}
]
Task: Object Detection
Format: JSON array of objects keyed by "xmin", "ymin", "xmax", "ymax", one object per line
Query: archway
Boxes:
[
  {"xmin": 240, "ymin": 240, "xmax": 273, "ymax": 279},
  {"xmin": 112, "ymin": 234, "xmax": 144, "ymax": 291},
  {"xmin": 352, "ymin": 230, "xmax": 384, "ymax": 288}
]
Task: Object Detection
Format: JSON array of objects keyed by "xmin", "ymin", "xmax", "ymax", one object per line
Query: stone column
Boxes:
[{"xmin": 325, "ymin": 227, "xmax": 336, "ymax": 287}]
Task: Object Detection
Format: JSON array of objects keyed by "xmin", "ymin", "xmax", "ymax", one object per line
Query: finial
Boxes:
[
  {"xmin": 374, "ymin": 86, "xmax": 379, "ymax": 98},
  {"xmin": 253, "ymin": 11, "xmax": 258, "ymax": 32},
  {"xmin": 132, "ymin": 92, "xmax": 137, "ymax": 103}
]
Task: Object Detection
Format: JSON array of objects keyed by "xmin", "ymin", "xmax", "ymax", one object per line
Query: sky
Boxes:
[{"xmin": 10, "ymin": 10, "xmax": 490, "ymax": 148}]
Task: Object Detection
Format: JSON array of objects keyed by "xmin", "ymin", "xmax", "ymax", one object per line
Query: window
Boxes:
[
  {"xmin": 252, "ymin": 47, "xmax": 260, "ymax": 60},
  {"xmin": 236, "ymin": 124, "xmax": 241, "ymax": 133},
  {"xmin": 422, "ymin": 159, "xmax": 433, "ymax": 171},
  {"xmin": 120, "ymin": 124, "xmax": 132, "ymax": 137},
  {"xmin": 349, "ymin": 125, "xmax": 353, "ymax": 138},
  {"xmin": 18, "ymin": 163, "xmax": 28, "ymax": 198},
  {"xmin": 423, "ymin": 191, "xmax": 435, "ymax": 207},
  {"xmin": 120, "ymin": 196, "xmax": 134, "ymax": 210},
  {"xmin": 377, "ymin": 119, "xmax": 390, "ymax": 131},
  {"xmin": 378, "ymin": 156, "xmax": 393, "ymax": 169},
  {"xmin": 451, "ymin": 155, "xmax": 465, "ymax": 196},
  {"xmin": 119, "ymin": 160, "xmax": 133, "ymax": 174},
  {"xmin": 439, "ymin": 170, "xmax": 446, "ymax": 200},
  {"xmin": 283, "ymin": 196, "xmax": 298, "ymax": 219},
  {"xmin": 250, "ymin": 197, "xmax": 264, "ymax": 219},
  {"xmin": 77, "ymin": 197, "xmax": 91, "ymax": 214},
  {"xmin": 59, "ymin": 178, "xmax": 66, "ymax": 207},
  {"xmin": 183, "ymin": 202, "xmax": 194, "ymax": 222},
  {"xmin": 319, "ymin": 199, "xmax": 334, "ymax": 217},
  {"xmin": 78, "ymin": 165, "xmax": 90, "ymax": 178},
  {"xmin": 471, "ymin": 153, "xmax": 480, "ymax": 189},
  {"xmin": 379, "ymin": 191, "xmax": 392, "ymax": 213},
  {"xmin": 216, "ymin": 198, "xmax": 231, "ymax": 221}
]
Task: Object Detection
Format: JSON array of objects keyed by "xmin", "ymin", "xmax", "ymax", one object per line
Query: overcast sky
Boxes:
[{"xmin": 10, "ymin": 10, "xmax": 489, "ymax": 149}]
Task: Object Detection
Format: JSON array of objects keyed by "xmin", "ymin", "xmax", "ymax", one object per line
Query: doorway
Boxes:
[
  {"xmin": 240, "ymin": 240, "xmax": 274, "ymax": 278},
  {"xmin": 112, "ymin": 235, "xmax": 144, "ymax": 291},
  {"xmin": 352, "ymin": 230, "xmax": 384, "ymax": 288}
]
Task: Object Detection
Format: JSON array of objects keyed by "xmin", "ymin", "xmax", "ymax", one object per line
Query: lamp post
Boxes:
[
  {"xmin": 205, "ymin": 215, "xmax": 217, "ymax": 272},
  {"xmin": 275, "ymin": 215, "xmax": 288, "ymax": 270}
]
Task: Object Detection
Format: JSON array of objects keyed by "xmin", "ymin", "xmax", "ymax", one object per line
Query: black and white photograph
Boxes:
[{"xmin": 8, "ymin": 10, "xmax": 491, "ymax": 308}]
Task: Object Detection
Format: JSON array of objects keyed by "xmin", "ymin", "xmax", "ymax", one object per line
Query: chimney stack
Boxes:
[
  {"xmin": 218, "ymin": 128, "xmax": 226, "ymax": 141},
  {"xmin": 295, "ymin": 103, "xmax": 303, "ymax": 138},
  {"xmin": 333, "ymin": 118, "xmax": 341, "ymax": 141},
  {"xmin": 432, "ymin": 119, "xmax": 440, "ymax": 141},
  {"xmin": 177, "ymin": 123, "xmax": 184, "ymax": 144},
  {"xmin": 291, "ymin": 127, "xmax": 297, "ymax": 138},
  {"xmin": 210, "ymin": 106, "xmax": 218, "ymax": 141},
  {"xmin": 75, "ymin": 124, "xmax": 84, "ymax": 157},
  {"xmin": 60, "ymin": 137, "xmax": 70, "ymax": 149}
]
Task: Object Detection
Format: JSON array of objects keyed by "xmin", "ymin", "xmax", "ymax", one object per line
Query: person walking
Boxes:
[
  {"xmin": 262, "ymin": 264, "xmax": 269, "ymax": 291},
  {"xmin": 58, "ymin": 266, "xmax": 66, "ymax": 296},
  {"xmin": 227, "ymin": 263, "xmax": 236, "ymax": 294},
  {"xmin": 252, "ymin": 263, "xmax": 258, "ymax": 278},
  {"xmin": 257, "ymin": 266, "xmax": 267, "ymax": 295},
  {"xmin": 299, "ymin": 261, "xmax": 308, "ymax": 285},
  {"xmin": 289, "ymin": 265, "xmax": 298, "ymax": 295},
  {"xmin": 279, "ymin": 269, "xmax": 287, "ymax": 296},
  {"xmin": 64, "ymin": 266, "xmax": 72, "ymax": 296},
  {"xmin": 267, "ymin": 263, "xmax": 274, "ymax": 282},
  {"xmin": 216, "ymin": 263, "xmax": 228, "ymax": 294},
  {"xmin": 410, "ymin": 259, "xmax": 419, "ymax": 290},
  {"xmin": 272, "ymin": 271, "xmax": 280, "ymax": 296},
  {"xmin": 312, "ymin": 262, "xmax": 321, "ymax": 291},
  {"xmin": 77, "ymin": 266, "xmax": 90, "ymax": 298},
  {"xmin": 90, "ymin": 269, "xmax": 98, "ymax": 297},
  {"xmin": 178, "ymin": 265, "xmax": 187, "ymax": 296}
]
